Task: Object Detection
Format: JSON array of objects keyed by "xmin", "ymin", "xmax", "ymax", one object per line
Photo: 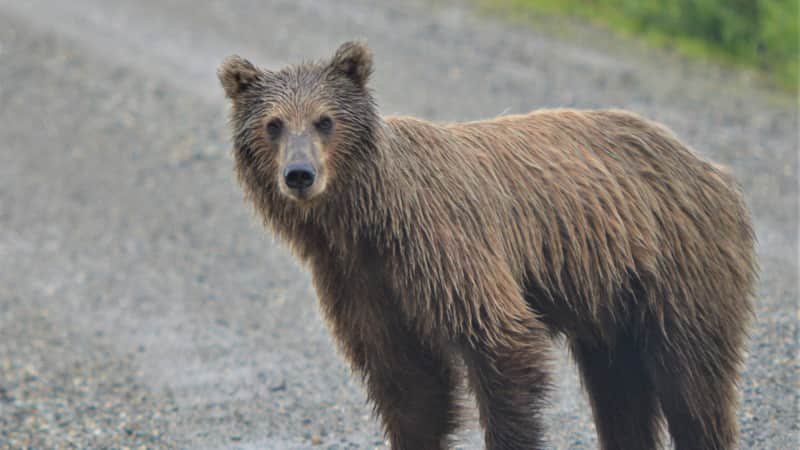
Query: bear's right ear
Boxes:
[{"xmin": 218, "ymin": 56, "xmax": 261, "ymax": 98}]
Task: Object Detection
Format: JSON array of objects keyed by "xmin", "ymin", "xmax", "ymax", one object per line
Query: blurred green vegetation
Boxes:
[{"xmin": 478, "ymin": 0, "xmax": 799, "ymax": 89}]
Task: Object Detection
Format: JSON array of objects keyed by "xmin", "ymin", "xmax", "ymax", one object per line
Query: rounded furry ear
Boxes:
[
  {"xmin": 218, "ymin": 56, "xmax": 261, "ymax": 98},
  {"xmin": 329, "ymin": 41, "xmax": 373, "ymax": 88}
]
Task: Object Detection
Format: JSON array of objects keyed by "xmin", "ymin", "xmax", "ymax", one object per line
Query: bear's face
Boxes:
[{"xmin": 219, "ymin": 42, "xmax": 377, "ymax": 205}]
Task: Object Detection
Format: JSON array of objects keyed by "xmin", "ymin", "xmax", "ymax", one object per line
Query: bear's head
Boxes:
[{"xmin": 219, "ymin": 42, "xmax": 379, "ymax": 208}]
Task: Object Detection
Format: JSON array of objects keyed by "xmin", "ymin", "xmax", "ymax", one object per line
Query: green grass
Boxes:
[{"xmin": 476, "ymin": 0, "xmax": 799, "ymax": 90}]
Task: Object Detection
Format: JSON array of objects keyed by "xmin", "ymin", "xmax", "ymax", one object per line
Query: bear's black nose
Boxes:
[{"xmin": 284, "ymin": 163, "xmax": 316, "ymax": 190}]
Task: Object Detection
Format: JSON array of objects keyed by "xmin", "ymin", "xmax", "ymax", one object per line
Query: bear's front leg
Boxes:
[
  {"xmin": 313, "ymin": 265, "xmax": 460, "ymax": 450},
  {"xmin": 361, "ymin": 326, "xmax": 459, "ymax": 450},
  {"xmin": 462, "ymin": 315, "xmax": 552, "ymax": 450}
]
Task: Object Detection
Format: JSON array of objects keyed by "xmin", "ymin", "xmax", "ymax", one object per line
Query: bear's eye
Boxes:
[
  {"xmin": 314, "ymin": 116, "xmax": 334, "ymax": 134},
  {"xmin": 266, "ymin": 118, "xmax": 283, "ymax": 139}
]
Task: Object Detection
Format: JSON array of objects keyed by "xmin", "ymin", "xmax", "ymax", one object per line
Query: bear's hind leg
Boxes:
[
  {"xmin": 570, "ymin": 336, "xmax": 663, "ymax": 450},
  {"xmin": 647, "ymin": 322, "xmax": 743, "ymax": 450}
]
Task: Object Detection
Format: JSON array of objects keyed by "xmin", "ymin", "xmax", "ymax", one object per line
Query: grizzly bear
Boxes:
[{"xmin": 218, "ymin": 42, "xmax": 757, "ymax": 450}]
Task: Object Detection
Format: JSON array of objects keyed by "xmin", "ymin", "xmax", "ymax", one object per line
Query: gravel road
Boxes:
[{"xmin": 0, "ymin": 0, "xmax": 796, "ymax": 448}]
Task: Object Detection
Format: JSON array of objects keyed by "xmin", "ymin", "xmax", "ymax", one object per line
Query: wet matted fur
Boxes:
[{"xmin": 219, "ymin": 42, "xmax": 757, "ymax": 450}]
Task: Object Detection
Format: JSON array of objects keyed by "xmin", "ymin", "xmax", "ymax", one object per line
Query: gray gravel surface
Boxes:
[{"xmin": 0, "ymin": 0, "xmax": 796, "ymax": 448}]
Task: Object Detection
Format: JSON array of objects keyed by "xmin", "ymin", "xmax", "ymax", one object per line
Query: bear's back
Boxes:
[{"xmin": 383, "ymin": 110, "xmax": 755, "ymax": 325}]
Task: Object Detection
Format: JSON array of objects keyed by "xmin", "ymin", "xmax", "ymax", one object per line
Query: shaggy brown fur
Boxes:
[{"xmin": 219, "ymin": 42, "xmax": 757, "ymax": 450}]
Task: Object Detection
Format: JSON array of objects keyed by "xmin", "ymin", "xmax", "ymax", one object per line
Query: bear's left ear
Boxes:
[
  {"xmin": 329, "ymin": 41, "xmax": 373, "ymax": 89},
  {"xmin": 218, "ymin": 55, "xmax": 262, "ymax": 98}
]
